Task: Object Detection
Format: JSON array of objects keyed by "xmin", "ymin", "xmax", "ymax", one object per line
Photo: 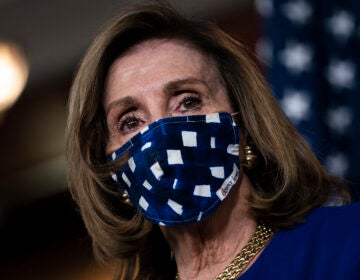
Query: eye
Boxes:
[
  {"xmin": 117, "ymin": 115, "xmax": 140, "ymax": 133},
  {"xmin": 179, "ymin": 95, "xmax": 201, "ymax": 112}
]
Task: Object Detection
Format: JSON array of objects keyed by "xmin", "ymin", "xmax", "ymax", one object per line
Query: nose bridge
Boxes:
[{"xmin": 147, "ymin": 98, "xmax": 168, "ymax": 123}]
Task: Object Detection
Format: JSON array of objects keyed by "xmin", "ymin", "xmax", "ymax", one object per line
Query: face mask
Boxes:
[{"xmin": 110, "ymin": 112, "xmax": 240, "ymax": 226}]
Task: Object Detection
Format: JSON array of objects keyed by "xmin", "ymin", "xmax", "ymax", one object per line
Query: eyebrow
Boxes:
[
  {"xmin": 105, "ymin": 78, "xmax": 209, "ymax": 114},
  {"xmin": 105, "ymin": 96, "xmax": 139, "ymax": 114},
  {"xmin": 163, "ymin": 78, "xmax": 209, "ymax": 94}
]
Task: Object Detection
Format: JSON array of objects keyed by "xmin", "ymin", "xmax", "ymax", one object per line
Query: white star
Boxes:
[
  {"xmin": 326, "ymin": 106, "xmax": 353, "ymax": 134},
  {"xmin": 326, "ymin": 10, "xmax": 355, "ymax": 42},
  {"xmin": 254, "ymin": 0, "xmax": 274, "ymax": 17},
  {"xmin": 279, "ymin": 41, "xmax": 313, "ymax": 74},
  {"xmin": 325, "ymin": 153, "xmax": 349, "ymax": 177},
  {"xmin": 280, "ymin": 89, "xmax": 311, "ymax": 124},
  {"xmin": 326, "ymin": 59, "xmax": 356, "ymax": 90},
  {"xmin": 282, "ymin": 0, "xmax": 313, "ymax": 25}
]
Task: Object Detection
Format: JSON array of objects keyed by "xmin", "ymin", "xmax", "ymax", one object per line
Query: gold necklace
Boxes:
[{"xmin": 175, "ymin": 222, "xmax": 274, "ymax": 280}]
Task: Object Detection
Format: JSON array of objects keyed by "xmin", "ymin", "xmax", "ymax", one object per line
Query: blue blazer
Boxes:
[{"xmin": 240, "ymin": 202, "xmax": 360, "ymax": 279}]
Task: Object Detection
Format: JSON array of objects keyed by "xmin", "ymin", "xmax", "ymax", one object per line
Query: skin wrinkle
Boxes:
[
  {"xmin": 104, "ymin": 39, "xmax": 225, "ymax": 116},
  {"xmin": 104, "ymin": 39, "xmax": 231, "ymax": 153},
  {"xmin": 162, "ymin": 174, "xmax": 255, "ymax": 279},
  {"xmin": 106, "ymin": 78, "xmax": 210, "ymax": 116},
  {"xmin": 104, "ymin": 39, "xmax": 257, "ymax": 279}
]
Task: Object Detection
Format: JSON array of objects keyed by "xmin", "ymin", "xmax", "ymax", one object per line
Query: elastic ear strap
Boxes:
[{"xmin": 230, "ymin": 111, "xmax": 242, "ymax": 128}]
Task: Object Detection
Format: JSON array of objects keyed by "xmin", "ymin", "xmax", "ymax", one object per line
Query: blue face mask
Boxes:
[{"xmin": 110, "ymin": 112, "xmax": 240, "ymax": 226}]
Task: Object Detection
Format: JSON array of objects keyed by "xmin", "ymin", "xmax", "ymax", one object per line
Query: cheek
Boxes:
[{"xmin": 106, "ymin": 135, "xmax": 131, "ymax": 156}]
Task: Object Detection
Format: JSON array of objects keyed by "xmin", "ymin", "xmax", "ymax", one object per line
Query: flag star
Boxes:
[
  {"xmin": 279, "ymin": 41, "xmax": 313, "ymax": 74},
  {"xmin": 326, "ymin": 10, "xmax": 355, "ymax": 42},
  {"xmin": 254, "ymin": 0, "xmax": 274, "ymax": 17},
  {"xmin": 326, "ymin": 106, "xmax": 353, "ymax": 134},
  {"xmin": 280, "ymin": 89, "xmax": 311, "ymax": 124},
  {"xmin": 282, "ymin": 0, "xmax": 312, "ymax": 25},
  {"xmin": 325, "ymin": 153, "xmax": 349, "ymax": 177},
  {"xmin": 326, "ymin": 59, "xmax": 356, "ymax": 90}
]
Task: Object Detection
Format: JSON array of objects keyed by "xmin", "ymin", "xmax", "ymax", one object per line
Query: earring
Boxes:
[
  {"xmin": 121, "ymin": 190, "xmax": 132, "ymax": 205},
  {"xmin": 243, "ymin": 145, "xmax": 257, "ymax": 169}
]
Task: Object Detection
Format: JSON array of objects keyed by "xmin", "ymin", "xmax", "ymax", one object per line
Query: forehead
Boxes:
[
  {"xmin": 104, "ymin": 39, "xmax": 223, "ymax": 102},
  {"xmin": 111, "ymin": 38, "xmax": 214, "ymax": 72}
]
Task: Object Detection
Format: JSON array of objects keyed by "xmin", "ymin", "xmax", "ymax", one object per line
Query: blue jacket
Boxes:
[{"xmin": 240, "ymin": 202, "xmax": 360, "ymax": 279}]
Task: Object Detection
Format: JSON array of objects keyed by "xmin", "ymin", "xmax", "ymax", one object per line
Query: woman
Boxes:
[{"xmin": 66, "ymin": 4, "xmax": 360, "ymax": 280}]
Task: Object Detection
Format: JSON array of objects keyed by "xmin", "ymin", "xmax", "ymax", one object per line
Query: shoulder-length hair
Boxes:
[{"xmin": 66, "ymin": 4, "xmax": 349, "ymax": 280}]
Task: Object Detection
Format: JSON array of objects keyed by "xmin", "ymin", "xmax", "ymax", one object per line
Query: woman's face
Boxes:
[{"xmin": 104, "ymin": 39, "xmax": 234, "ymax": 154}]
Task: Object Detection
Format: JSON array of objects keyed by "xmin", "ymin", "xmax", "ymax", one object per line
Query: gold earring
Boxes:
[
  {"xmin": 121, "ymin": 190, "xmax": 132, "ymax": 205},
  {"xmin": 243, "ymin": 145, "xmax": 257, "ymax": 169}
]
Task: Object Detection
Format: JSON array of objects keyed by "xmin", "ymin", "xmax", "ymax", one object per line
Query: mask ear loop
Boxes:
[{"xmin": 230, "ymin": 112, "xmax": 241, "ymax": 128}]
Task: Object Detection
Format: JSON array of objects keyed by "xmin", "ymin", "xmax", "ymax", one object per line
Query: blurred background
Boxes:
[{"xmin": 0, "ymin": 0, "xmax": 358, "ymax": 279}]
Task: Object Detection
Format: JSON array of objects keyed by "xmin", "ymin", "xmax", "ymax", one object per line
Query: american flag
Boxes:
[{"xmin": 254, "ymin": 0, "xmax": 360, "ymax": 200}]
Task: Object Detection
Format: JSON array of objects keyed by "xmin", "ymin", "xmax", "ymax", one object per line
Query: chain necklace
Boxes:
[{"xmin": 175, "ymin": 222, "xmax": 274, "ymax": 280}]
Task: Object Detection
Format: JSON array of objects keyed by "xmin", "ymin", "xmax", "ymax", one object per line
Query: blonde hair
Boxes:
[{"xmin": 66, "ymin": 4, "xmax": 349, "ymax": 279}]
